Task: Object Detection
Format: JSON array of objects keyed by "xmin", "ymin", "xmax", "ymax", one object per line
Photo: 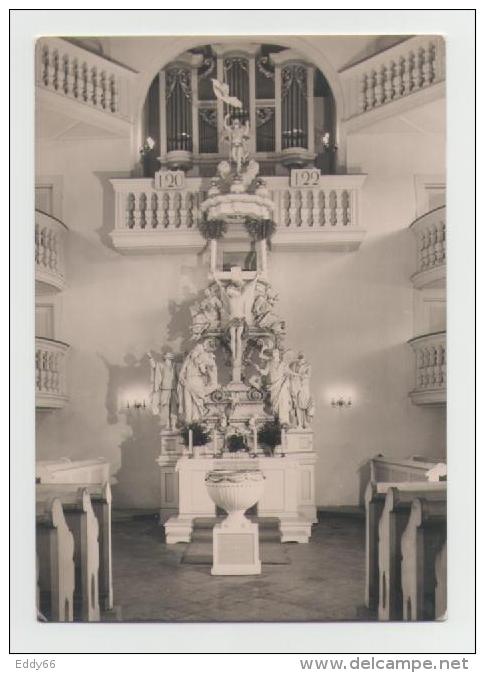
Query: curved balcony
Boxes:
[
  {"xmin": 36, "ymin": 337, "xmax": 70, "ymax": 409},
  {"xmin": 340, "ymin": 36, "xmax": 445, "ymax": 131},
  {"xmin": 109, "ymin": 174, "xmax": 367, "ymax": 254},
  {"xmin": 35, "ymin": 210, "xmax": 68, "ymax": 293},
  {"xmin": 409, "ymin": 206, "xmax": 446, "ymax": 289},
  {"xmin": 35, "ymin": 37, "xmax": 135, "ymax": 138},
  {"xmin": 408, "ymin": 331, "xmax": 446, "ymax": 406}
]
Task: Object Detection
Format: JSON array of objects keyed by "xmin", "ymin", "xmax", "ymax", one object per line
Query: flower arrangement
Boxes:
[
  {"xmin": 180, "ymin": 421, "xmax": 211, "ymax": 447},
  {"xmin": 257, "ymin": 417, "xmax": 282, "ymax": 456},
  {"xmin": 226, "ymin": 432, "xmax": 248, "ymax": 453},
  {"xmin": 198, "ymin": 215, "xmax": 228, "ymax": 240},
  {"xmin": 244, "ymin": 217, "xmax": 276, "ymax": 249},
  {"xmin": 139, "ymin": 136, "xmax": 156, "ymax": 158}
]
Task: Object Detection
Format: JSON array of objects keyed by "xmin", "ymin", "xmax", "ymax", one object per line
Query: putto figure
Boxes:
[{"xmin": 223, "ymin": 114, "xmax": 251, "ymax": 175}]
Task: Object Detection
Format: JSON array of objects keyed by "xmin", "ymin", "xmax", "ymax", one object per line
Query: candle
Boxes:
[
  {"xmin": 281, "ymin": 428, "xmax": 286, "ymax": 455},
  {"xmin": 253, "ymin": 425, "xmax": 258, "ymax": 453},
  {"xmin": 189, "ymin": 428, "xmax": 193, "ymax": 456},
  {"xmin": 212, "ymin": 427, "xmax": 217, "ymax": 455}
]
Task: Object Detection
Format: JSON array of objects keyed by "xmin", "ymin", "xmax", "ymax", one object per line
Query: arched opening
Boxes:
[{"xmin": 140, "ymin": 42, "xmax": 337, "ymax": 178}]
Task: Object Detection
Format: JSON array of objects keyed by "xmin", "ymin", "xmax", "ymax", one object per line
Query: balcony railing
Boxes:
[
  {"xmin": 408, "ymin": 331, "xmax": 446, "ymax": 405},
  {"xmin": 110, "ymin": 174, "xmax": 367, "ymax": 253},
  {"xmin": 35, "ymin": 210, "xmax": 68, "ymax": 292},
  {"xmin": 340, "ymin": 36, "xmax": 445, "ymax": 124},
  {"xmin": 35, "ymin": 37, "xmax": 134, "ymax": 121},
  {"xmin": 36, "ymin": 337, "xmax": 70, "ymax": 409},
  {"xmin": 409, "ymin": 205, "xmax": 446, "ymax": 289}
]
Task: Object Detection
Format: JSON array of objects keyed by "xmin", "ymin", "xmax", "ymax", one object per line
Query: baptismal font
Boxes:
[{"xmin": 152, "ymin": 81, "xmax": 318, "ymax": 562}]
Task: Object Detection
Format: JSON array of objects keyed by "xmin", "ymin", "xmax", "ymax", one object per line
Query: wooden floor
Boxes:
[{"xmin": 111, "ymin": 511, "xmax": 376, "ymax": 622}]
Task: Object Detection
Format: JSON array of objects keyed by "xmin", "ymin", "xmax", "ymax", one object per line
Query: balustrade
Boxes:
[
  {"xmin": 408, "ymin": 331, "xmax": 446, "ymax": 405},
  {"xmin": 36, "ymin": 37, "xmax": 133, "ymax": 120},
  {"xmin": 36, "ymin": 337, "xmax": 69, "ymax": 409},
  {"xmin": 340, "ymin": 36, "xmax": 445, "ymax": 122},
  {"xmin": 35, "ymin": 210, "xmax": 67, "ymax": 292},
  {"xmin": 110, "ymin": 174, "xmax": 366, "ymax": 253},
  {"xmin": 410, "ymin": 206, "xmax": 446, "ymax": 288}
]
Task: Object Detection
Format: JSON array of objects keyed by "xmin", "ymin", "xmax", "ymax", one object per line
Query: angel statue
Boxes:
[
  {"xmin": 222, "ymin": 114, "xmax": 251, "ymax": 175},
  {"xmin": 214, "ymin": 273, "xmax": 260, "ymax": 382}
]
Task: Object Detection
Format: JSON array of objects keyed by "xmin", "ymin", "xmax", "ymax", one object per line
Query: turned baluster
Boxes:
[
  {"xmin": 374, "ymin": 68, "xmax": 384, "ymax": 106},
  {"xmin": 41, "ymin": 46, "xmax": 50, "ymax": 87},
  {"xmin": 85, "ymin": 64, "xmax": 95, "ymax": 105},
  {"xmin": 109, "ymin": 75, "xmax": 117, "ymax": 113},
  {"xmin": 420, "ymin": 230, "xmax": 429, "ymax": 270},
  {"xmin": 51, "ymin": 50, "xmax": 60, "ymax": 91},
  {"xmin": 99, "ymin": 71, "xmax": 107, "ymax": 110},
  {"xmin": 81, "ymin": 63, "xmax": 89, "ymax": 103},
  {"xmin": 40, "ymin": 352, "xmax": 49, "ymax": 392},
  {"xmin": 35, "ymin": 225, "xmax": 40, "ymax": 264},
  {"xmin": 365, "ymin": 72, "xmax": 375, "ymax": 110},
  {"xmin": 439, "ymin": 221, "xmax": 446, "ymax": 263},
  {"xmin": 392, "ymin": 58, "xmax": 403, "ymax": 99},
  {"xmin": 435, "ymin": 346, "xmax": 444, "ymax": 386},
  {"xmin": 288, "ymin": 190, "xmax": 298, "ymax": 227},
  {"xmin": 335, "ymin": 190, "xmax": 344, "ymax": 226},
  {"xmin": 132, "ymin": 194, "xmax": 142, "ymax": 230},
  {"xmin": 421, "ymin": 47, "xmax": 431, "ymax": 88},
  {"xmin": 71, "ymin": 59, "xmax": 79, "ymax": 99},
  {"xmin": 281, "ymin": 190, "xmax": 291, "ymax": 227},
  {"xmin": 429, "ymin": 44, "xmax": 437, "ymax": 84},
  {"xmin": 62, "ymin": 54, "xmax": 71, "ymax": 96},
  {"xmin": 35, "ymin": 351, "xmax": 41, "ymax": 390},
  {"xmin": 156, "ymin": 193, "xmax": 167, "ymax": 229},
  {"xmin": 383, "ymin": 63, "xmax": 393, "ymax": 103},
  {"xmin": 322, "ymin": 190, "xmax": 331, "ymax": 226},
  {"xmin": 430, "ymin": 225, "xmax": 439, "ymax": 268},
  {"xmin": 300, "ymin": 190, "xmax": 311, "ymax": 227},
  {"xmin": 91, "ymin": 66, "xmax": 99, "ymax": 107},
  {"xmin": 312, "ymin": 189, "xmax": 322, "ymax": 226},
  {"xmin": 49, "ymin": 231, "xmax": 58, "ymax": 271},
  {"xmin": 39, "ymin": 228, "xmax": 47, "ymax": 269},
  {"xmin": 402, "ymin": 55, "xmax": 412, "ymax": 96},
  {"xmin": 358, "ymin": 74, "xmax": 367, "ymax": 113},
  {"xmin": 412, "ymin": 51, "xmax": 422, "ymax": 92},
  {"xmin": 174, "ymin": 192, "xmax": 183, "ymax": 228},
  {"xmin": 185, "ymin": 192, "xmax": 194, "ymax": 229}
]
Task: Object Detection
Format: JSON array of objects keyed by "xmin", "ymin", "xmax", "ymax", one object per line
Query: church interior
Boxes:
[{"xmin": 34, "ymin": 34, "xmax": 447, "ymax": 625}]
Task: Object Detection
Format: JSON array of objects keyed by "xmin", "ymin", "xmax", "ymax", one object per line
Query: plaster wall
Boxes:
[{"xmin": 35, "ymin": 126, "xmax": 446, "ymax": 508}]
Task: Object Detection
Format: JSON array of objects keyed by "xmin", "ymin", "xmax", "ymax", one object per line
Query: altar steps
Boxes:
[{"xmin": 191, "ymin": 516, "xmax": 281, "ymax": 543}]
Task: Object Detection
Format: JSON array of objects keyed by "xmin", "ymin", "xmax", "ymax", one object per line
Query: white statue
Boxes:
[
  {"xmin": 254, "ymin": 349, "xmax": 292, "ymax": 426},
  {"xmin": 252, "ymin": 285, "xmax": 284, "ymax": 331},
  {"xmin": 289, "ymin": 352, "xmax": 315, "ymax": 428},
  {"xmin": 189, "ymin": 301, "xmax": 210, "ymax": 340},
  {"xmin": 177, "ymin": 341, "xmax": 218, "ymax": 423},
  {"xmin": 147, "ymin": 351, "xmax": 177, "ymax": 429},
  {"xmin": 200, "ymin": 286, "xmax": 223, "ymax": 329},
  {"xmin": 214, "ymin": 273, "xmax": 260, "ymax": 382},
  {"xmin": 223, "ymin": 114, "xmax": 250, "ymax": 175}
]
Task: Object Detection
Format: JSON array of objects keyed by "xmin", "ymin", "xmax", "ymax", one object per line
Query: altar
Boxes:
[
  {"xmin": 147, "ymin": 79, "xmax": 319, "ymax": 554},
  {"xmin": 158, "ymin": 451, "xmax": 317, "ymax": 544}
]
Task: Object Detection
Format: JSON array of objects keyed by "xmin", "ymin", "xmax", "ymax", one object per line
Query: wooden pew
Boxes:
[
  {"xmin": 36, "ymin": 497, "xmax": 75, "ymax": 622},
  {"xmin": 37, "ymin": 486, "xmax": 100, "ymax": 621},
  {"xmin": 401, "ymin": 498, "xmax": 446, "ymax": 621},
  {"xmin": 377, "ymin": 483, "xmax": 446, "ymax": 621},
  {"xmin": 365, "ymin": 480, "xmax": 445, "ymax": 610},
  {"xmin": 435, "ymin": 540, "xmax": 447, "ymax": 620},
  {"xmin": 37, "ymin": 482, "xmax": 113, "ymax": 612}
]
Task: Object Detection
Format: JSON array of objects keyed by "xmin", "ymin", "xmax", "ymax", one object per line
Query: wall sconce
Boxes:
[
  {"xmin": 331, "ymin": 397, "xmax": 352, "ymax": 409},
  {"xmin": 126, "ymin": 400, "xmax": 147, "ymax": 411}
]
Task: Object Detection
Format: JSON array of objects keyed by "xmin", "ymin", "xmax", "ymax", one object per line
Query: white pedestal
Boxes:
[{"xmin": 212, "ymin": 520, "xmax": 261, "ymax": 575}]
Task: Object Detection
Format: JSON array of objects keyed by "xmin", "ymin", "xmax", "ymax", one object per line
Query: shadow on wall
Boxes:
[
  {"xmin": 112, "ymin": 408, "xmax": 162, "ymax": 509},
  {"xmin": 100, "ymin": 351, "xmax": 161, "ymax": 508}
]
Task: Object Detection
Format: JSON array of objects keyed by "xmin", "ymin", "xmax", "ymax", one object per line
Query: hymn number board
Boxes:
[
  {"xmin": 155, "ymin": 170, "xmax": 186, "ymax": 190},
  {"xmin": 290, "ymin": 168, "xmax": 321, "ymax": 189}
]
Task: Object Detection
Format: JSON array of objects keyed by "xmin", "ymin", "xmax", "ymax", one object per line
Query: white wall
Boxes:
[{"xmin": 35, "ymin": 100, "xmax": 446, "ymax": 510}]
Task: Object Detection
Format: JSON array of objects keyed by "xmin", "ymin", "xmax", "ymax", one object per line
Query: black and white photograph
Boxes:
[{"xmin": 10, "ymin": 7, "xmax": 477, "ymax": 658}]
